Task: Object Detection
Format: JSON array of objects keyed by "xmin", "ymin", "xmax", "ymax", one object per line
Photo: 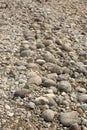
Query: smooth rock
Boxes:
[
  {"xmin": 45, "ymin": 93, "xmax": 56, "ymax": 99},
  {"xmin": 42, "ymin": 78, "xmax": 56, "ymax": 87},
  {"xmin": 60, "ymin": 111, "xmax": 79, "ymax": 126},
  {"xmin": 42, "ymin": 109, "xmax": 55, "ymax": 122},
  {"xmin": 69, "ymin": 123, "xmax": 81, "ymax": 130},
  {"xmin": 36, "ymin": 59, "xmax": 45, "ymax": 65},
  {"xmin": 58, "ymin": 81, "xmax": 72, "ymax": 92}
]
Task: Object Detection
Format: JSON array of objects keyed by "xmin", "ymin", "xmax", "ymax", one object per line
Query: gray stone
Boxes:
[
  {"xmin": 49, "ymin": 65, "xmax": 62, "ymax": 74},
  {"xmin": 78, "ymin": 94, "xmax": 87, "ymax": 103},
  {"xmin": 42, "ymin": 78, "xmax": 56, "ymax": 87},
  {"xmin": 58, "ymin": 80, "xmax": 72, "ymax": 92},
  {"xmin": 35, "ymin": 96, "xmax": 49, "ymax": 105},
  {"xmin": 27, "ymin": 72, "xmax": 42, "ymax": 85},
  {"xmin": 60, "ymin": 111, "xmax": 79, "ymax": 126},
  {"xmin": 44, "ymin": 51, "xmax": 55, "ymax": 63},
  {"xmin": 69, "ymin": 123, "xmax": 81, "ymax": 130},
  {"xmin": 20, "ymin": 50, "xmax": 34, "ymax": 57},
  {"xmin": 27, "ymin": 102, "xmax": 35, "ymax": 109},
  {"xmin": 36, "ymin": 59, "xmax": 45, "ymax": 65},
  {"xmin": 43, "ymin": 39, "xmax": 53, "ymax": 47},
  {"xmin": 82, "ymin": 118, "xmax": 87, "ymax": 126},
  {"xmin": 80, "ymin": 104, "xmax": 87, "ymax": 111},
  {"xmin": 14, "ymin": 89, "xmax": 29, "ymax": 98},
  {"xmin": 42, "ymin": 109, "xmax": 55, "ymax": 122}
]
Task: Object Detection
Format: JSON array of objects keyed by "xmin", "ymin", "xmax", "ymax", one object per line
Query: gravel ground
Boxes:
[{"xmin": 0, "ymin": 0, "xmax": 87, "ymax": 129}]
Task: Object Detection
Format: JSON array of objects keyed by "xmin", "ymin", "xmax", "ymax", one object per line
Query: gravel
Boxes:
[{"xmin": 0, "ymin": 0, "xmax": 87, "ymax": 129}]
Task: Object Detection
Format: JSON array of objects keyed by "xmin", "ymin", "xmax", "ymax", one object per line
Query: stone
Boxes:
[
  {"xmin": 76, "ymin": 87, "xmax": 86, "ymax": 93},
  {"xmin": 42, "ymin": 109, "xmax": 55, "ymax": 122},
  {"xmin": 14, "ymin": 89, "xmax": 29, "ymax": 98},
  {"xmin": 49, "ymin": 65, "xmax": 62, "ymax": 74},
  {"xmin": 58, "ymin": 81, "xmax": 72, "ymax": 92},
  {"xmin": 59, "ymin": 111, "xmax": 79, "ymax": 126},
  {"xmin": 42, "ymin": 78, "xmax": 56, "ymax": 87},
  {"xmin": 36, "ymin": 43, "xmax": 45, "ymax": 48},
  {"xmin": 78, "ymin": 94, "xmax": 87, "ymax": 103},
  {"xmin": 47, "ymin": 73, "xmax": 58, "ymax": 80},
  {"xmin": 27, "ymin": 102, "xmax": 35, "ymax": 109},
  {"xmin": 44, "ymin": 51, "xmax": 55, "ymax": 63},
  {"xmin": 20, "ymin": 50, "xmax": 34, "ymax": 57},
  {"xmin": 80, "ymin": 104, "xmax": 87, "ymax": 111},
  {"xmin": 69, "ymin": 123, "xmax": 81, "ymax": 130},
  {"xmin": 43, "ymin": 39, "xmax": 53, "ymax": 47},
  {"xmin": 45, "ymin": 93, "xmax": 56, "ymax": 99},
  {"xmin": 82, "ymin": 118, "xmax": 87, "ymax": 126},
  {"xmin": 27, "ymin": 71, "xmax": 42, "ymax": 85},
  {"xmin": 27, "ymin": 63, "xmax": 40, "ymax": 71},
  {"xmin": 36, "ymin": 59, "xmax": 45, "ymax": 65},
  {"xmin": 35, "ymin": 96, "xmax": 49, "ymax": 105},
  {"xmin": 61, "ymin": 44, "xmax": 72, "ymax": 52},
  {"xmin": 48, "ymin": 97, "xmax": 57, "ymax": 106}
]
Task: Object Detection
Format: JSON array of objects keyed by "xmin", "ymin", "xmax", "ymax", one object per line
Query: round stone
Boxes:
[
  {"xmin": 58, "ymin": 80, "xmax": 72, "ymax": 92},
  {"xmin": 42, "ymin": 109, "xmax": 55, "ymax": 122}
]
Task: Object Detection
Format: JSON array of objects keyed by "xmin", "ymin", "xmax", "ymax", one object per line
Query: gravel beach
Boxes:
[{"xmin": 0, "ymin": 0, "xmax": 87, "ymax": 129}]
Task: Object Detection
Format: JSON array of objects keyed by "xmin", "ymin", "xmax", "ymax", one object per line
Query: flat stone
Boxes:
[{"xmin": 60, "ymin": 111, "xmax": 79, "ymax": 126}]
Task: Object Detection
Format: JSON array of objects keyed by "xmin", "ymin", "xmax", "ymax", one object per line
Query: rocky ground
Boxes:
[{"xmin": 0, "ymin": 0, "xmax": 87, "ymax": 129}]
